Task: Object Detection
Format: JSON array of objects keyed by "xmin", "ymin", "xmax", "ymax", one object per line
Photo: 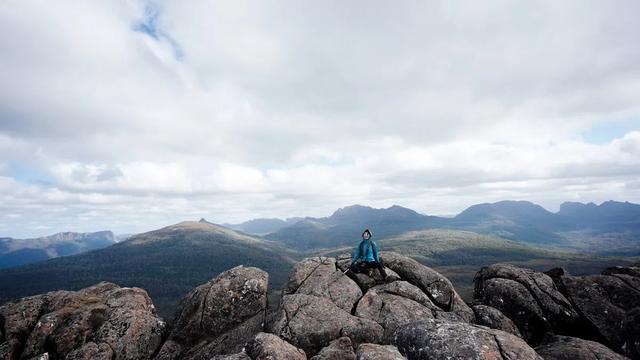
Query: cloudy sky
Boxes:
[{"xmin": 1, "ymin": 1, "xmax": 639, "ymax": 237}]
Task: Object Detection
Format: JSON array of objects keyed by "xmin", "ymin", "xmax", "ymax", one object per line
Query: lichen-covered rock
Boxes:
[
  {"xmin": 355, "ymin": 282, "xmax": 439, "ymax": 342},
  {"xmin": 355, "ymin": 343, "xmax": 406, "ymax": 359},
  {"xmin": 0, "ymin": 282, "xmax": 165, "ymax": 360},
  {"xmin": 534, "ymin": 335, "xmax": 629, "ymax": 360},
  {"xmin": 65, "ymin": 342, "xmax": 114, "ymax": 360},
  {"xmin": 473, "ymin": 263, "xmax": 580, "ymax": 344},
  {"xmin": 556, "ymin": 273, "xmax": 640, "ymax": 356},
  {"xmin": 310, "ymin": 337, "xmax": 356, "ymax": 360},
  {"xmin": 472, "ymin": 304, "xmax": 522, "ymax": 337},
  {"xmin": 270, "ymin": 294, "xmax": 383, "ymax": 356},
  {"xmin": 284, "ymin": 257, "xmax": 362, "ymax": 312},
  {"xmin": 394, "ymin": 319, "xmax": 542, "ymax": 360},
  {"xmin": 245, "ymin": 332, "xmax": 306, "ymax": 360},
  {"xmin": 156, "ymin": 266, "xmax": 268, "ymax": 359},
  {"xmin": 380, "ymin": 252, "xmax": 475, "ymax": 322}
]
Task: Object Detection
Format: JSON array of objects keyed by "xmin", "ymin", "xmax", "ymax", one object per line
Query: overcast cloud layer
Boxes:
[{"xmin": 1, "ymin": 1, "xmax": 639, "ymax": 237}]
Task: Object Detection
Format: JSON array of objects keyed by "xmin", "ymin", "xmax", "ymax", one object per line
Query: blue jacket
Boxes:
[{"xmin": 352, "ymin": 239, "xmax": 380, "ymax": 263}]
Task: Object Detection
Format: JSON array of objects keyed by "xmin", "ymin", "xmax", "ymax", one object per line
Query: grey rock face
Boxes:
[
  {"xmin": 472, "ymin": 304, "xmax": 522, "ymax": 337},
  {"xmin": 381, "ymin": 252, "xmax": 475, "ymax": 322},
  {"xmin": 355, "ymin": 343, "xmax": 406, "ymax": 359},
  {"xmin": 0, "ymin": 282, "xmax": 165, "ymax": 360},
  {"xmin": 556, "ymin": 272, "xmax": 640, "ymax": 356},
  {"xmin": 310, "ymin": 337, "xmax": 356, "ymax": 360},
  {"xmin": 355, "ymin": 282, "xmax": 438, "ymax": 342},
  {"xmin": 270, "ymin": 294, "xmax": 383, "ymax": 356},
  {"xmin": 394, "ymin": 319, "xmax": 543, "ymax": 360},
  {"xmin": 245, "ymin": 332, "xmax": 307, "ymax": 360},
  {"xmin": 535, "ymin": 335, "xmax": 629, "ymax": 360},
  {"xmin": 284, "ymin": 257, "xmax": 362, "ymax": 312},
  {"xmin": 473, "ymin": 263, "xmax": 580, "ymax": 344},
  {"xmin": 156, "ymin": 266, "xmax": 268, "ymax": 359}
]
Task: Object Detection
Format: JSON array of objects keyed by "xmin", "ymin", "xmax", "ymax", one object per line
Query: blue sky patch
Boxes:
[{"xmin": 582, "ymin": 118, "xmax": 640, "ymax": 144}]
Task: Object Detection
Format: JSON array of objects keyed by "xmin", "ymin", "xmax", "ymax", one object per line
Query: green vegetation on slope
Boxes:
[{"xmin": 0, "ymin": 221, "xmax": 296, "ymax": 319}]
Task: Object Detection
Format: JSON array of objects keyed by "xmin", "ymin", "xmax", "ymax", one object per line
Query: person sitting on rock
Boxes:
[{"xmin": 349, "ymin": 229, "xmax": 388, "ymax": 278}]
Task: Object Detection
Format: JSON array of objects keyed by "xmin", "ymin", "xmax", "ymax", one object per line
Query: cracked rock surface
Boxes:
[
  {"xmin": 381, "ymin": 252, "xmax": 475, "ymax": 322},
  {"xmin": 535, "ymin": 335, "xmax": 630, "ymax": 360},
  {"xmin": 394, "ymin": 319, "xmax": 542, "ymax": 360},
  {"xmin": 0, "ymin": 282, "xmax": 165, "ymax": 360},
  {"xmin": 473, "ymin": 263, "xmax": 580, "ymax": 344},
  {"xmin": 355, "ymin": 281, "xmax": 440, "ymax": 342},
  {"xmin": 309, "ymin": 337, "xmax": 356, "ymax": 360},
  {"xmin": 245, "ymin": 332, "xmax": 307, "ymax": 360},
  {"xmin": 472, "ymin": 304, "xmax": 522, "ymax": 338},
  {"xmin": 554, "ymin": 265, "xmax": 640, "ymax": 358},
  {"xmin": 154, "ymin": 266, "xmax": 268, "ymax": 360},
  {"xmin": 283, "ymin": 256, "xmax": 362, "ymax": 312},
  {"xmin": 5, "ymin": 252, "xmax": 637, "ymax": 360},
  {"xmin": 356, "ymin": 343, "xmax": 406, "ymax": 359},
  {"xmin": 270, "ymin": 293, "xmax": 383, "ymax": 356}
]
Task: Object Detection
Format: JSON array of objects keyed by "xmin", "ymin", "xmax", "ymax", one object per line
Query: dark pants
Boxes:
[{"xmin": 349, "ymin": 261, "xmax": 387, "ymax": 278}]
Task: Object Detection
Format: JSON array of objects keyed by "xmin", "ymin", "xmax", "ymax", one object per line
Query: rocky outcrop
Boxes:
[
  {"xmin": 283, "ymin": 257, "xmax": 362, "ymax": 312},
  {"xmin": 155, "ymin": 266, "xmax": 268, "ymax": 359},
  {"xmin": 394, "ymin": 319, "xmax": 542, "ymax": 360},
  {"xmin": 472, "ymin": 304, "xmax": 522, "ymax": 337},
  {"xmin": 269, "ymin": 293, "xmax": 383, "ymax": 356},
  {"xmin": 310, "ymin": 337, "xmax": 356, "ymax": 360},
  {"xmin": 355, "ymin": 281, "xmax": 440, "ymax": 342},
  {"xmin": 356, "ymin": 343, "xmax": 406, "ymax": 359},
  {"xmin": 553, "ymin": 265, "xmax": 640, "ymax": 357},
  {"xmin": 5, "ymin": 251, "xmax": 636, "ymax": 360},
  {"xmin": 473, "ymin": 263, "xmax": 580, "ymax": 344},
  {"xmin": 381, "ymin": 252, "xmax": 475, "ymax": 322},
  {"xmin": 535, "ymin": 335, "xmax": 630, "ymax": 360},
  {"xmin": 0, "ymin": 282, "xmax": 165, "ymax": 360}
]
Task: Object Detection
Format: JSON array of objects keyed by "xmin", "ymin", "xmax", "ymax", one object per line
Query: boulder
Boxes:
[
  {"xmin": 394, "ymin": 319, "xmax": 542, "ymax": 360},
  {"xmin": 602, "ymin": 266, "xmax": 640, "ymax": 292},
  {"xmin": 380, "ymin": 252, "xmax": 475, "ymax": 322},
  {"xmin": 270, "ymin": 294, "xmax": 383, "ymax": 356},
  {"xmin": 535, "ymin": 335, "xmax": 629, "ymax": 360},
  {"xmin": 0, "ymin": 282, "xmax": 165, "ymax": 360},
  {"xmin": 473, "ymin": 263, "xmax": 580, "ymax": 344},
  {"xmin": 355, "ymin": 282, "xmax": 439, "ymax": 342},
  {"xmin": 245, "ymin": 332, "xmax": 306, "ymax": 359},
  {"xmin": 472, "ymin": 305, "xmax": 522, "ymax": 337},
  {"xmin": 156, "ymin": 266, "xmax": 268, "ymax": 359},
  {"xmin": 310, "ymin": 337, "xmax": 356, "ymax": 360},
  {"xmin": 556, "ymin": 273, "xmax": 640, "ymax": 356},
  {"xmin": 284, "ymin": 257, "xmax": 362, "ymax": 312},
  {"xmin": 355, "ymin": 343, "xmax": 406, "ymax": 359}
]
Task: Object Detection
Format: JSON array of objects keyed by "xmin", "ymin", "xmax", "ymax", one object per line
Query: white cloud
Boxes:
[{"xmin": 0, "ymin": 0, "xmax": 639, "ymax": 237}]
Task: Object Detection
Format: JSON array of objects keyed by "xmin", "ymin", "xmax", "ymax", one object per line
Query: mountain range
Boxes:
[
  {"xmin": 0, "ymin": 230, "xmax": 115, "ymax": 268},
  {"xmin": 0, "ymin": 199, "xmax": 638, "ymax": 318},
  {"xmin": 259, "ymin": 200, "xmax": 640, "ymax": 253}
]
